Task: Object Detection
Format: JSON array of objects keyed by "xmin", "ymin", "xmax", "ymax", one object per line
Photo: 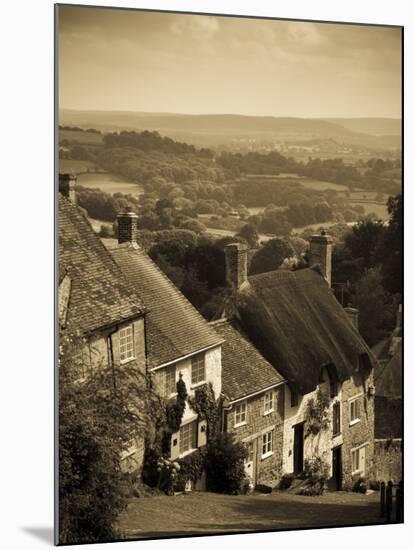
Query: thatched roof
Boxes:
[{"xmin": 233, "ymin": 268, "xmax": 377, "ymax": 395}]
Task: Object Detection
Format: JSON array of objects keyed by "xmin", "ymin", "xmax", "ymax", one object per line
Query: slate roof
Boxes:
[
  {"xmin": 232, "ymin": 267, "xmax": 377, "ymax": 395},
  {"xmin": 59, "ymin": 195, "xmax": 145, "ymax": 334},
  {"xmin": 212, "ymin": 319, "xmax": 285, "ymax": 402},
  {"xmin": 110, "ymin": 244, "xmax": 223, "ymax": 369}
]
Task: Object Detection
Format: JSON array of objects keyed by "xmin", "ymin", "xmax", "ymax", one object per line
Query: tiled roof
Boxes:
[
  {"xmin": 110, "ymin": 244, "xmax": 223, "ymax": 368},
  {"xmin": 212, "ymin": 319, "xmax": 285, "ymax": 402},
  {"xmin": 59, "ymin": 196, "xmax": 145, "ymax": 334},
  {"xmin": 233, "ymin": 268, "xmax": 378, "ymax": 395}
]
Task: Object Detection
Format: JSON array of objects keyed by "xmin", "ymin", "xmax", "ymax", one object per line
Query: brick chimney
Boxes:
[
  {"xmin": 344, "ymin": 304, "xmax": 359, "ymax": 330},
  {"xmin": 309, "ymin": 231, "xmax": 333, "ymax": 287},
  {"xmin": 59, "ymin": 173, "xmax": 77, "ymax": 203},
  {"xmin": 224, "ymin": 243, "xmax": 248, "ymax": 290},
  {"xmin": 117, "ymin": 211, "xmax": 139, "ymax": 244}
]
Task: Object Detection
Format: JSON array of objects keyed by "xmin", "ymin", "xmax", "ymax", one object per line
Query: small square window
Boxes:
[
  {"xmin": 349, "ymin": 397, "xmax": 360, "ymax": 425},
  {"xmin": 191, "ymin": 353, "xmax": 205, "ymax": 385},
  {"xmin": 263, "ymin": 391, "xmax": 274, "ymax": 415},
  {"xmin": 262, "ymin": 430, "xmax": 273, "ymax": 457},
  {"xmin": 119, "ymin": 325, "xmax": 134, "ymax": 363},
  {"xmin": 234, "ymin": 402, "xmax": 247, "ymax": 426}
]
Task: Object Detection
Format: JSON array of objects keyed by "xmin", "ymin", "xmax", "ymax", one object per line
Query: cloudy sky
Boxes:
[{"xmin": 58, "ymin": 5, "xmax": 402, "ymax": 118}]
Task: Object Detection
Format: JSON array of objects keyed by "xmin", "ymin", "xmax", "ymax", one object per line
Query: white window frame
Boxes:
[
  {"xmin": 191, "ymin": 352, "xmax": 206, "ymax": 386},
  {"xmin": 262, "ymin": 430, "xmax": 273, "ymax": 459},
  {"xmin": 234, "ymin": 402, "xmax": 247, "ymax": 427},
  {"xmin": 351, "ymin": 443, "xmax": 367, "ymax": 475},
  {"xmin": 163, "ymin": 364, "xmax": 177, "ymax": 397},
  {"xmin": 263, "ymin": 390, "xmax": 274, "ymax": 415},
  {"xmin": 349, "ymin": 394, "xmax": 362, "ymax": 426},
  {"xmin": 179, "ymin": 420, "xmax": 197, "ymax": 456},
  {"xmin": 119, "ymin": 325, "xmax": 135, "ymax": 364}
]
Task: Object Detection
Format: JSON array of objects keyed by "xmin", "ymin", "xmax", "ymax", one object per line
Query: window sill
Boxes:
[
  {"xmin": 179, "ymin": 448, "xmax": 197, "ymax": 459},
  {"xmin": 332, "ymin": 431, "xmax": 342, "ymax": 438},
  {"xmin": 191, "ymin": 381, "xmax": 206, "ymax": 390},
  {"xmin": 120, "ymin": 357, "xmax": 136, "ymax": 365},
  {"xmin": 261, "ymin": 451, "xmax": 274, "ymax": 461},
  {"xmin": 263, "ymin": 409, "xmax": 274, "ymax": 417},
  {"xmin": 234, "ymin": 421, "xmax": 247, "ymax": 428},
  {"xmin": 349, "ymin": 419, "xmax": 360, "ymax": 427}
]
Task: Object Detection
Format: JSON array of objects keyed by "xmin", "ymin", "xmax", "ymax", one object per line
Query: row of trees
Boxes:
[{"xmin": 332, "ymin": 194, "xmax": 402, "ymax": 345}]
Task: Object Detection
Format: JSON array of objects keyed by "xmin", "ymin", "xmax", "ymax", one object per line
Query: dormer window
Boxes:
[{"xmin": 119, "ymin": 325, "xmax": 135, "ymax": 363}]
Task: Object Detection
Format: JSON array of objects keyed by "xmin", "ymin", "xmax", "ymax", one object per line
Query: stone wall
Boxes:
[
  {"xmin": 372, "ymin": 439, "xmax": 402, "ymax": 483},
  {"xmin": 227, "ymin": 385, "xmax": 285, "ymax": 486},
  {"xmin": 341, "ymin": 369, "xmax": 375, "ymax": 489}
]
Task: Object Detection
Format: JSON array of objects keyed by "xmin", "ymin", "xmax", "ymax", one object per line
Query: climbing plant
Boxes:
[
  {"xmin": 188, "ymin": 382, "xmax": 219, "ymax": 437},
  {"xmin": 165, "ymin": 374, "xmax": 188, "ymax": 432},
  {"xmin": 304, "ymin": 388, "xmax": 330, "ymax": 437}
]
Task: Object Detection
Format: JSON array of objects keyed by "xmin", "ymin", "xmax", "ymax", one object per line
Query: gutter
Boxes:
[{"xmin": 226, "ymin": 380, "xmax": 287, "ymax": 406}]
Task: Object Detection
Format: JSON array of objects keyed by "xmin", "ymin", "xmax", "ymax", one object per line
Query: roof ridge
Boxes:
[{"xmin": 132, "ymin": 247, "xmax": 223, "ymax": 341}]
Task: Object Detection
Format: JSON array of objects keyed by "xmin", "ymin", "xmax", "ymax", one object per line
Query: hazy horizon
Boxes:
[{"xmin": 58, "ymin": 6, "xmax": 402, "ymax": 119}]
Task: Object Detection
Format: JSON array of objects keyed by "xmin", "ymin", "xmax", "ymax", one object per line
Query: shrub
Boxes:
[
  {"xmin": 279, "ymin": 473, "xmax": 295, "ymax": 490},
  {"xmin": 297, "ymin": 457, "xmax": 329, "ymax": 496},
  {"xmin": 353, "ymin": 476, "xmax": 367, "ymax": 494},
  {"xmin": 255, "ymin": 483, "xmax": 272, "ymax": 494},
  {"xmin": 205, "ymin": 433, "xmax": 248, "ymax": 495},
  {"xmin": 304, "ymin": 389, "xmax": 330, "ymax": 437}
]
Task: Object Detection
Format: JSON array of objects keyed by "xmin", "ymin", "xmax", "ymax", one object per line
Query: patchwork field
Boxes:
[{"xmin": 60, "ymin": 129, "xmax": 104, "ymax": 145}]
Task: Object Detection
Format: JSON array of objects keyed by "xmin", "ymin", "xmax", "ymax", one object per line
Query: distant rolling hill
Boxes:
[{"xmin": 59, "ymin": 110, "xmax": 401, "ymax": 151}]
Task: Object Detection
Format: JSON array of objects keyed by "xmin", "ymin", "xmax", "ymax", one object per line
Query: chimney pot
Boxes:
[
  {"xmin": 344, "ymin": 304, "xmax": 359, "ymax": 330},
  {"xmin": 224, "ymin": 242, "xmax": 248, "ymax": 290},
  {"xmin": 59, "ymin": 173, "xmax": 77, "ymax": 203},
  {"xmin": 309, "ymin": 232, "xmax": 333, "ymax": 287},
  {"xmin": 117, "ymin": 211, "xmax": 139, "ymax": 244}
]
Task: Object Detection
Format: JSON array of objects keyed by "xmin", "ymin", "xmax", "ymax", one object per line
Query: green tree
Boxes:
[
  {"xmin": 58, "ymin": 334, "xmax": 158, "ymax": 544},
  {"xmin": 351, "ymin": 268, "xmax": 396, "ymax": 346},
  {"xmin": 237, "ymin": 223, "xmax": 259, "ymax": 248},
  {"xmin": 249, "ymin": 238, "xmax": 295, "ymax": 276},
  {"xmin": 380, "ymin": 194, "xmax": 402, "ymax": 294}
]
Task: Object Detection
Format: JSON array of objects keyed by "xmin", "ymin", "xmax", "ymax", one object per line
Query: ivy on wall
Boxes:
[{"xmin": 304, "ymin": 388, "xmax": 330, "ymax": 437}]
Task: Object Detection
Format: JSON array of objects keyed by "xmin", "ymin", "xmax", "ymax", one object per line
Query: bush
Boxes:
[
  {"xmin": 205, "ymin": 433, "xmax": 248, "ymax": 494},
  {"xmin": 297, "ymin": 457, "xmax": 329, "ymax": 496},
  {"xmin": 255, "ymin": 483, "xmax": 272, "ymax": 494},
  {"xmin": 353, "ymin": 476, "xmax": 367, "ymax": 494},
  {"xmin": 279, "ymin": 473, "xmax": 295, "ymax": 490}
]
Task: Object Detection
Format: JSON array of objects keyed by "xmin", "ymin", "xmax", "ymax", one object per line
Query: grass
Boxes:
[{"xmin": 118, "ymin": 489, "xmax": 384, "ymax": 540}]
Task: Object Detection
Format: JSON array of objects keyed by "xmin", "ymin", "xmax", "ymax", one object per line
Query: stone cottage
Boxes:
[
  {"xmin": 211, "ymin": 318, "xmax": 286, "ymax": 487},
  {"xmin": 220, "ymin": 236, "xmax": 378, "ymax": 490},
  {"xmin": 110, "ymin": 212, "xmax": 223, "ymax": 471},
  {"xmin": 372, "ymin": 305, "xmax": 402, "ymax": 482},
  {"xmin": 58, "ymin": 175, "xmax": 147, "ymax": 473}
]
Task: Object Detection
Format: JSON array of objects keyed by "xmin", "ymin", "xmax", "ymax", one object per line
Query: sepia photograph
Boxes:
[{"xmin": 56, "ymin": 4, "xmax": 403, "ymax": 545}]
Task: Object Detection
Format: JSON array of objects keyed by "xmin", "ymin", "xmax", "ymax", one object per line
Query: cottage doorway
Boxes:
[
  {"xmin": 293, "ymin": 422, "xmax": 304, "ymax": 475},
  {"xmin": 332, "ymin": 445, "xmax": 343, "ymax": 490},
  {"xmin": 244, "ymin": 440, "xmax": 256, "ymax": 485}
]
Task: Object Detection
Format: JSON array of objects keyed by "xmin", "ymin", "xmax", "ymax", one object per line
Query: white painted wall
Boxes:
[{"xmin": 282, "ymin": 370, "xmax": 343, "ymax": 476}]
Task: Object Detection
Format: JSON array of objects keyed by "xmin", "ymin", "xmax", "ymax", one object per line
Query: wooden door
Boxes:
[
  {"xmin": 244, "ymin": 441, "xmax": 256, "ymax": 484},
  {"xmin": 332, "ymin": 445, "xmax": 343, "ymax": 490},
  {"xmin": 293, "ymin": 423, "xmax": 304, "ymax": 474}
]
